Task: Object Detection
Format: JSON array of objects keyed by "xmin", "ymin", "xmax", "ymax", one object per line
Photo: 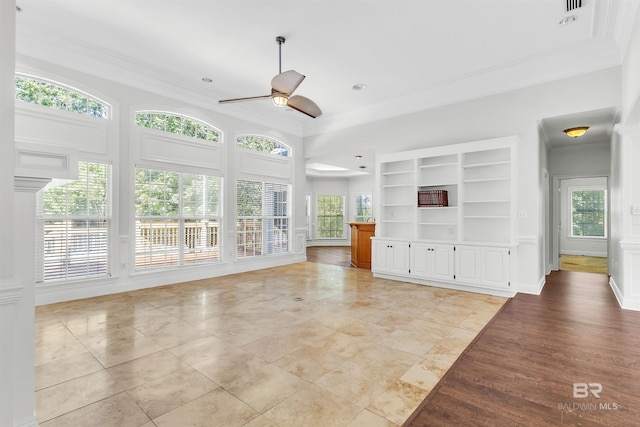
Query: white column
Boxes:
[
  {"xmin": 1, "ymin": 2, "xmax": 50, "ymax": 425},
  {"xmin": 612, "ymin": 123, "xmax": 640, "ymax": 311},
  {"xmin": 0, "ymin": 0, "xmax": 22, "ymax": 425}
]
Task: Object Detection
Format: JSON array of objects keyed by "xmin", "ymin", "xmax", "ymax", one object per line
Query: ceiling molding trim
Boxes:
[{"xmin": 612, "ymin": 1, "xmax": 640, "ymax": 59}]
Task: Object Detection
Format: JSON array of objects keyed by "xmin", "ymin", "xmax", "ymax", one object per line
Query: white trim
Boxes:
[
  {"xmin": 372, "ymin": 271, "xmax": 516, "ymax": 298},
  {"xmin": 0, "ymin": 282, "xmax": 22, "ymax": 305},
  {"xmin": 517, "ymin": 275, "xmax": 546, "ymax": 295}
]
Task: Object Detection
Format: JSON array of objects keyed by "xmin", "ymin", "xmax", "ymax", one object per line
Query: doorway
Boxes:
[{"xmin": 554, "ymin": 176, "xmax": 609, "ymax": 274}]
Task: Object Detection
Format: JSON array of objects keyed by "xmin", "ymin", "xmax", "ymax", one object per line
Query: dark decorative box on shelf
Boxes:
[{"xmin": 418, "ymin": 190, "xmax": 448, "ymax": 207}]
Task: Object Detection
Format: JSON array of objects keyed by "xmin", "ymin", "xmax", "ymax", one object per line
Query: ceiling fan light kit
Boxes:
[
  {"xmin": 218, "ymin": 36, "xmax": 322, "ymax": 118},
  {"xmin": 563, "ymin": 126, "xmax": 589, "ymax": 138}
]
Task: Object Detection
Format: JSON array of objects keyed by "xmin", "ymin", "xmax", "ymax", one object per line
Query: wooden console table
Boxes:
[{"xmin": 347, "ymin": 222, "xmax": 376, "ymax": 269}]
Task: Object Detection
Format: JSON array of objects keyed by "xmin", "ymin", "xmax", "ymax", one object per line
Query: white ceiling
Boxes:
[{"xmin": 14, "ymin": 0, "xmax": 638, "ymax": 172}]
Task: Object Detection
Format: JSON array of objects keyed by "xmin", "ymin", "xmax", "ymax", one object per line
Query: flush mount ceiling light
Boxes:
[
  {"xmin": 559, "ymin": 15, "xmax": 578, "ymax": 25},
  {"xmin": 563, "ymin": 126, "xmax": 589, "ymax": 138}
]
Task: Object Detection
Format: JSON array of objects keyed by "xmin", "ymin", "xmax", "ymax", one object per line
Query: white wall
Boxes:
[{"xmin": 549, "ymin": 142, "xmax": 611, "ymax": 177}]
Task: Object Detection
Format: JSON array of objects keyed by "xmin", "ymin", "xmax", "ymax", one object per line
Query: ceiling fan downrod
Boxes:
[{"xmin": 276, "ymin": 36, "xmax": 285, "ymax": 74}]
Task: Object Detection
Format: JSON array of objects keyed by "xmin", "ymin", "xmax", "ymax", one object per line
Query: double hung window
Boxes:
[
  {"xmin": 316, "ymin": 195, "xmax": 345, "ymax": 239},
  {"xmin": 37, "ymin": 162, "xmax": 112, "ymax": 282},
  {"xmin": 237, "ymin": 180, "xmax": 290, "ymax": 258}
]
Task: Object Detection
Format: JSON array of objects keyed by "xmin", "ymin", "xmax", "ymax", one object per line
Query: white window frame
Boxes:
[
  {"xmin": 316, "ymin": 194, "xmax": 346, "ymax": 239},
  {"xmin": 36, "ymin": 161, "xmax": 112, "ymax": 283},
  {"xmin": 134, "ymin": 168, "xmax": 223, "ymax": 271},
  {"xmin": 236, "ymin": 179, "xmax": 291, "ymax": 259},
  {"xmin": 354, "ymin": 193, "xmax": 373, "ymax": 222},
  {"xmin": 568, "ymin": 185, "xmax": 607, "ymax": 239}
]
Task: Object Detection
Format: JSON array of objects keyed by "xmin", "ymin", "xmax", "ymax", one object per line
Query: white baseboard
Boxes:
[
  {"xmin": 609, "ymin": 277, "xmax": 640, "ymax": 311},
  {"xmin": 517, "ymin": 275, "xmax": 546, "ymax": 295},
  {"xmin": 15, "ymin": 415, "xmax": 39, "ymax": 427},
  {"xmin": 306, "ymin": 241, "xmax": 350, "ymax": 247},
  {"xmin": 372, "ymin": 272, "xmax": 516, "ymax": 298},
  {"xmin": 36, "ymin": 254, "xmax": 307, "ymax": 306}
]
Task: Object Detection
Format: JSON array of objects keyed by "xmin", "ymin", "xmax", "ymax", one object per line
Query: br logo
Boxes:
[{"xmin": 573, "ymin": 383, "xmax": 602, "ymax": 398}]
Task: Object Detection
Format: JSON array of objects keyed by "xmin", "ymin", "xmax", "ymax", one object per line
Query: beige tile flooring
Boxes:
[{"xmin": 35, "ymin": 262, "xmax": 506, "ymax": 427}]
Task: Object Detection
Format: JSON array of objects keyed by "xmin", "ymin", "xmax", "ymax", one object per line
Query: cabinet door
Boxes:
[
  {"xmin": 388, "ymin": 242, "xmax": 409, "ymax": 274},
  {"xmin": 431, "ymin": 244, "xmax": 454, "ymax": 281},
  {"xmin": 482, "ymin": 247, "xmax": 510, "ymax": 288},
  {"xmin": 455, "ymin": 245, "xmax": 481, "ymax": 284},
  {"xmin": 372, "ymin": 240, "xmax": 391, "ymax": 272},
  {"xmin": 410, "ymin": 243, "xmax": 431, "ymax": 278}
]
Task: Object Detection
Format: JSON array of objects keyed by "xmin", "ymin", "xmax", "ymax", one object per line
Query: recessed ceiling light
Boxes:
[
  {"xmin": 359, "ymin": 165, "xmax": 367, "ymax": 169},
  {"xmin": 352, "ymin": 84, "xmax": 367, "ymax": 91},
  {"xmin": 559, "ymin": 15, "xmax": 578, "ymax": 26},
  {"xmin": 201, "ymin": 77, "xmax": 213, "ymax": 83},
  {"xmin": 355, "ymin": 155, "xmax": 362, "ymax": 159}
]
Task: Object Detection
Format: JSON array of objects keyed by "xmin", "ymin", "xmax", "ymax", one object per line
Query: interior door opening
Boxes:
[{"xmin": 555, "ymin": 176, "xmax": 609, "ymax": 275}]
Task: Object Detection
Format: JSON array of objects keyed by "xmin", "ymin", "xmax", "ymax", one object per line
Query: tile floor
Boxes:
[{"xmin": 35, "ymin": 262, "xmax": 505, "ymax": 426}]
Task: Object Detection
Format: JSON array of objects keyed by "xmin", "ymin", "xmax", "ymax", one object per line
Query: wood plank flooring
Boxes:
[
  {"xmin": 404, "ymin": 270, "xmax": 640, "ymax": 426},
  {"xmin": 560, "ymin": 254, "xmax": 608, "ymax": 275}
]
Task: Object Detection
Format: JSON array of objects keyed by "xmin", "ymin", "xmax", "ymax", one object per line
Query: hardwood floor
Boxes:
[
  {"xmin": 560, "ymin": 254, "xmax": 608, "ymax": 275},
  {"xmin": 404, "ymin": 270, "xmax": 640, "ymax": 426},
  {"xmin": 306, "ymin": 246, "xmax": 351, "ymax": 267}
]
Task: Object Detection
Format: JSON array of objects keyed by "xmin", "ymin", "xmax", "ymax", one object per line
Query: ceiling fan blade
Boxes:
[
  {"xmin": 271, "ymin": 70, "xmax": 305, "ymax": 96},
  {"xmin": 218, "ymin": 94, "xmax": 272, "ymax": 104},
  {"xmin": 287, "ymin": 95, "xmax": 322, "ymax": 118}
]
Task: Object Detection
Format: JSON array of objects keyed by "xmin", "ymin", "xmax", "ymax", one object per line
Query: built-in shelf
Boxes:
[
  {"xmin": 382, "ymin": 170, "xmax": 414, "ymax": 176},
  {"xmin": 463, "ymin": 177, "xmax": 510, "ymax": 183},
  {"xmin": 377, "ymin": 138, "xmax": 514, "ymax": 245},
  {"xmin": 464, "ymin": 215, "xmax": 510, "ymax": 219},
  {"xmin": 419, "ymin": 162, "xmax": 458, "ymax": 169},
  {"xmin": 383, "ymin": 184, "xmax": 414, "ymax": 188},
  {"xmin": 463, "ymin": 200, "xmax": 510, "ymax": 204},
  {"xmin": 462, "ymin": 160, "xmax": 510, "ymax": 168}
]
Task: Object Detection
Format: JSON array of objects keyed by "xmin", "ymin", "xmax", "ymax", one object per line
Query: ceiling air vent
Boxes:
[{"xmin": 566, "ymin": 0, "xmax": 582, "ymax": 12}]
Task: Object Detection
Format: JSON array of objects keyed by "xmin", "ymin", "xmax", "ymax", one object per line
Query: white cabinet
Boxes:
[
  {"xmin": 455, "ymin": 245, "xmax": 510, "ymax": 289},
  {"xmin": 410, "ymin": 242, "xmax": 454, "ymax": 281},
  {"xmin": 372, "ymin": 239, "xmax": 409, "ymax": 275}
]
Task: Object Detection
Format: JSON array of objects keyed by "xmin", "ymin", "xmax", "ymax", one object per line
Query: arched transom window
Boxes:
[
  {"xmin": 15, "ymin": 74, "xmax": 110, "ymax": 118},
  {"xmin": 135, "ymin": 111, "xmax": 221, "ymax": 143},
  {"xmin": 236, "ymin": 135, "xmax": 290, "ymax": 157}
]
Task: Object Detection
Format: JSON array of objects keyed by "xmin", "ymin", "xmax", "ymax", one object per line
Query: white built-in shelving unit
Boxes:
[{"xmin": 373, "ymin": 136, "xmax": 517, "ymax": 296}]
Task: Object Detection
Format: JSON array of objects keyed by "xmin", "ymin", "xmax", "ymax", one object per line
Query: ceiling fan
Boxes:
[{"xmin": 218, "ymin": 36, "xmax": 322, "ymax": 118}]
